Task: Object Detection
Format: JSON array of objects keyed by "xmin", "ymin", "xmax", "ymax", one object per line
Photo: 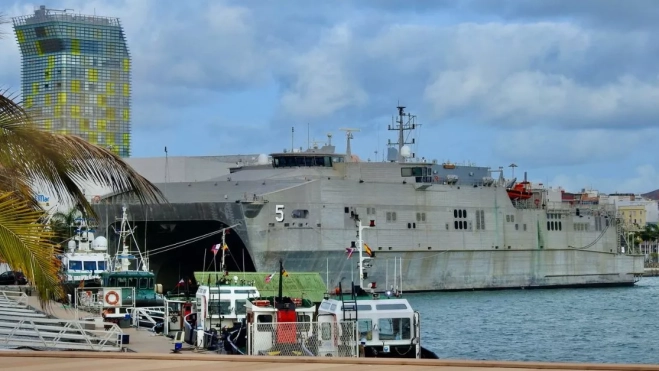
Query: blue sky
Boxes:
[{"xmin": 2, "ymin": 0, "xmax": 659, "ymax": 194}]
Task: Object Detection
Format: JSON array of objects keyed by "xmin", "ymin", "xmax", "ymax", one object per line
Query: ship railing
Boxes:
[
  {"xmin": 74, "ymin": 287, "xmax": 104, "ymax": 320},
  {"xmin": 247, "ymin": 321, "xmax": 358, "ymax": 358},
  {"xmin": 128, "ymin": 306, "xmax": 166, "ymax": 331},
  {"xmin": 0, "ymin": 290, "xmax": 123, "ymax": 351}
]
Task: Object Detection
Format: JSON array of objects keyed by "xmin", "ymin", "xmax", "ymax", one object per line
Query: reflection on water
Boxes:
[{"xmin": 407, "ymin": 277, "xmax": 659, "ymax": 364}]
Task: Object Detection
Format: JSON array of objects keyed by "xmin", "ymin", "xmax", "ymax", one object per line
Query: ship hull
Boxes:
[{"xmin": 252, "ymin": 248, "xmax": 642, "ymax": 292}]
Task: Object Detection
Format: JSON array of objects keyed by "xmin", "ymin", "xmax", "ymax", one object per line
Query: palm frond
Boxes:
[
  {"xmin": 0, "ymin": 192, "xmax": 63, "ymax": 308},
  {"xmin": 0, "ymin": 164, "xmax": 41, "ymax": 209},
  {"xmin": 0, "ymin": 93, "xmax": 167, "ymax": 217}
]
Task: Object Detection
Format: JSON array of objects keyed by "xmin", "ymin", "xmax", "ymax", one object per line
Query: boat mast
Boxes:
[
  {"xmin": 387, "ymin": 105, "xmax": 417, "ymax": 163},
  {"xmin": 220, "ymin": 228, "xmax": 227, "ymax": 272}
]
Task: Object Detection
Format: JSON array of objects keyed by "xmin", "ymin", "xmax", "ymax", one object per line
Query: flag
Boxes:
[
  {"xmin": 364, "ymin": 243, "xmax": 373, "ymax": 257},
  {"xmin": 78, "ymin": 279, "xmax": 84, "ymax": 289},
  {"xmin": 345, "ymin": 247, "xmax": 355, "ymax": 259},
  {"xmin": 265, "ymin": 272, "xmax": 275, "ymax": 283},
  {"xmin": 282, "ymin": 269, "xmax": 289, "ymax": 277},
  {"xmin": 222, "ymin": 244, "xmax": 229, "ymax": 251},
  {"xmin": 175, "ymin": 279, "xmax": 184, "ymax": 288},
  {"xmin": 211, "ymin": 244, "xmax": 221, "ymax": 255}
]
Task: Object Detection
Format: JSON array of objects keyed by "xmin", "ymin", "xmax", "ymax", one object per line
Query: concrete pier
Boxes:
[{"xmin": 3, "ymin": 351, "xmax": 659, "ymax": 371}]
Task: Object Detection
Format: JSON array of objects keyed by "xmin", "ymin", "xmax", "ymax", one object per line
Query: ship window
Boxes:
[
  {"xmin": 454, "ymin": 209, "xmax": 458, "ymax": 218},
  {"xmin": 357, "ymin": 305, "xmax": 372, "ymax": 311},
  {"xmin": 377, "ymin": 318, "xmax": 411, "ymax": 340},
  {"xmin": 208, "ymin": 299, "xmax": 231, "ymax": 315},
  {"xmin": 523, "ymin": 224, "xmax": 527, "ymax": 231},
  {"xmin": 330, "ymin": 303, "xmax": 337, "ymax": 311},
  {"xmin": 235, "ymin": 299, "xmax": 247, "ymax": 315},
  {"xmin": 454, "ymin": 221, "xmax": 458, "ymax": 229},
  {"xmin": 320, "ymin": 302, "xmax": 331, "ymax": 310},
  {"xmin": 511, "ymin": 215, "xmax": 515, "ymax": 222},
  {"xmin": 116, "ymin": 277, "xmax": 128, "ymax": 287},
  {"xmin": 292, "ymin": 209, "xmax": 308, "ymax": 218},
  {"xmin": 97, "ymin": 261, "xmax": 106, "ymax": 270},
  {"xmin": 515, "ymin": 224, "xmax": 519, "ymax": 230},
  {"xmin": 344, "ymin": 207, "xmax": 349, "ymax": 214},
  {"xmin": 108, "ymin": 277, "xmax": 116, "ymax": 286},
  {"xmin": 463, "ymin": 210, "xmax": 467, "ymax": 218},
  {"xmin": 148, "ymin": 278, "xmax": 154, "ymax": 289},
  {"xmin": 139, "ymin": 277, "xmax": 148, "ymax": 289},
  {"xmin": 506, "ymin": 215, "xmax": 510, "ymax": 222},
  {"xmin": 559, "ymin": 221, "xmax": 562, "ymax": 231},
  {"xmin": 83, "ymin": 261, "xmax": 96, "ymax": 271},
  {"xmin": 257, "ymin": 314, "xmax": 273, "ymax": 331},
  {"xmin": 375, "ymin": 303, "xmax": 408, "ymax": 310},
  {"xmin": 321, "ymin": 322, "xmax": 332, "ymax": 340},
  {"xmin": 401, "ymin": 167, "xmax": 413, "ymax": 177},
  {"xmin": 358, "ymin": 319, "xmax": 373, "ymax": 341},
  {"xmin": 69, "ymin": 260, "xmax": 83, "ymax": 270}
]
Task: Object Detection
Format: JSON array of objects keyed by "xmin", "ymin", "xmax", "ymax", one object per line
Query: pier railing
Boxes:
[{"xmin": 247, "ymin": 321, "xmax": 358, "ymax": 358}]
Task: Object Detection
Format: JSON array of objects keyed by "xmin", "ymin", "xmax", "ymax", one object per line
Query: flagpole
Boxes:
[{"xmin": 203, "ymin": 248, "xmax": 207, "ymax": 274}]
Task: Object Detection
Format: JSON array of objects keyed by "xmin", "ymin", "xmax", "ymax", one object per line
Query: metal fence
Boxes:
[{"xmin": 247, "ymin": 321, "xmax": 358, "ymax": 357}]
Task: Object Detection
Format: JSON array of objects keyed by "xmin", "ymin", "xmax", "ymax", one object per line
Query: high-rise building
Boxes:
[{"xmin": 12, "ymin": 5, "xmax": 131, "ymax": 157}]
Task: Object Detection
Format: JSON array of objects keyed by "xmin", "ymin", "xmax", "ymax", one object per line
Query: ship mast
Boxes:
[{"xmin": 388, "ymin": 105, "xmax": 417, "ymax": 163}]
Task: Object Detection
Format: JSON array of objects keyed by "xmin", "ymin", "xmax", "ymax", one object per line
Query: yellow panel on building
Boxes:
[
  {"xmin": 71, "ymin": 80, "xmax": 81, "ymax": 93},
  {"xmin": 97, "ymin": 119, "xmax": 106, "ymax": 131},
  {"xmin": 45, "ymin": 94, "xmax": 51, "ymax": 106},
  {"xmin": 16, "ymin": 30, "xmax": 25, "ymax": 44},
  {"xmin": 122, "ymin": 133, "xmax": 130, "ymax": 145},
  {"xmin": 98, "ymin": 95, "xmax": 106, "ymax": 106},
  {"xmin": 25, "ymin": 96, "xmax": 33, "ymax": 108},
  {"xmin": 71, "ymin": 39, "xmax": 80, "ymax": 55},
  {"xmin": 619, "ymin": 205, "xmax": 647, "ymax": 231},
  {"xmin": 44, "ymin": 119, "xmax": 52, "ymax": 130},
  {"xmin": 54, "ymin": 105, "xmax": 62, "ymax": 117},
  {"xmin": 106, "ymin": 108, "xmax": 116, "ymax": 119},
  {"xmin": 123, "ymin": 58, "xmax": 130, "ymax": 72},
  {"xmin": 58, "ymin": 92, "xmax": 67, "ymax": 104},
  {"xmin": 87, "ymin": 69, "xmax": 98, "ymax": 82},
  {"xmin": 106, "ymin": 82, "xmax": 115, "ymax": 95},
  {"xmin": 122, "ymin": 108, "xmax": 130, "ymax": 121},
  {"xmin": 32, "ymin": 82, "xmax": 39, "ymax": 94},
  {"xmin": 48, "ymin": 55, "xmax": 55, "ymax": 68},
  {"xmin": 81, "ymin": 118, "xmax": 90, "ymax": 130},
  {"xmin": 71, "ymin": 105, "xmax": 80, "ymax": 117},
  {"xmin": 123, "ymin": 83, "xmax": 130, "ymax": 97}
]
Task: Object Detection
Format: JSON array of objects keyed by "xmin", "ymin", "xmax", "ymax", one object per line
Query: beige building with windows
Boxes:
[{"xmin": 618, "ymin": 205, "xmax": 647, "ymax": 231}]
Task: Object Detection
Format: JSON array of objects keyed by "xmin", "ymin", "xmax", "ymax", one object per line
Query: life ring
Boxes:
[
  {"xmin": 434, "ymin": 175, "xmax": 439, "ymax": 182},
  {"xmin": 105, "ymin": 290, "xmax": 120, "ymax": 306},
  {"xmin": 534, "ymin": 199, "xmax": 540, "ymax": 206}
]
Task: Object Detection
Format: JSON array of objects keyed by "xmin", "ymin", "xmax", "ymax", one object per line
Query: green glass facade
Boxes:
[{"xmin": 13, "ymin": 6, "xmax": 131, "ymax": 157}]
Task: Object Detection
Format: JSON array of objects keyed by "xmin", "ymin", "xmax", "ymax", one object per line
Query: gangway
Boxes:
[{"xmin": 0, "ymin": 290, "xmax": 123, "ymax": 351}]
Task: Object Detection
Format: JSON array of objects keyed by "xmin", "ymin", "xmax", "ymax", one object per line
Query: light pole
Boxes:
[{"xmin": 508, "ymin": 163, "xmax": 518, "ymax": 179}]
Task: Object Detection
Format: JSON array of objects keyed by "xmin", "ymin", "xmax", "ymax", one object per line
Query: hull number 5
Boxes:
[{"xmin": 275, "ymin": 205, "xmax": 285, "ymax": 222}]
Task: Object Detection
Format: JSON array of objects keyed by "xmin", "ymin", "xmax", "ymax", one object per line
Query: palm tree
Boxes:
[
  {"xmin": 49, "ymin": 205, "xmax": 83, "ymax": 243},
  {"xmin": 0, "ymin": 13, "xmax": 166, "ymax": 307}
]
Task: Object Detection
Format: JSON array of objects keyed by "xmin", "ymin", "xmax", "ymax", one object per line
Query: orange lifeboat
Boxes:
[
  {"xmin": 507, "ymin": 181, "xmax": 533, "ymax": 200},
  {"xmin": 253, "ymin": 299, "xmax": 270, "ymax": 307},
  {"xmin": 443, "ymin": 163, "xmax": 456, "ymax": 169}
]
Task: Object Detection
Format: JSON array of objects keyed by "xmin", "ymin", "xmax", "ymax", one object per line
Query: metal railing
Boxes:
[
  {"xmin": 0, "ymin": 290, "xmax": 123, "ymax": 351},
  {"xmin": 128, "ymin": 306, "xmax": 165, "ymax": 331}
]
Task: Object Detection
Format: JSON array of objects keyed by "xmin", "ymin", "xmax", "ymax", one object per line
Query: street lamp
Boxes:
[{"xmin": 508, "ymin": 163, "xmax": 518, "ymax": 178}]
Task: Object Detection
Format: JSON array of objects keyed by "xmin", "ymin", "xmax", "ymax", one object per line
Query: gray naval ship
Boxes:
[{"xmin": 101, "ymin": 105, "xmax": 645, "ymax": 291}]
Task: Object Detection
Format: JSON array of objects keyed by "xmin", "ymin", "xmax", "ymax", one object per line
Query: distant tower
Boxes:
[
  {"xmin": 12, "ymin": 5, "xmax": 132, "ymax": 157},
  {"xmin": 339, "ymin": 128, "xmax": 360, "ymax": 160}
]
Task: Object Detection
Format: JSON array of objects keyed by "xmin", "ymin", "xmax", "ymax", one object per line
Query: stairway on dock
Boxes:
[{"xmin": 0, "ymin": 290, "xmax": 123, "ymax": 351}]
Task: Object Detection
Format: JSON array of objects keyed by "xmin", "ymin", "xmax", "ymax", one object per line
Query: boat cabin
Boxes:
[
  {"xmin": 195, "ymin": 284, "xmax": 260, "ymax": 330},
  {"xmin": 99, "ymin": 270, "xmax": 164, "ymax": 320},
  {"xmin": 317, "ymin": 295, "xmax": 420, "ymax": 358}
]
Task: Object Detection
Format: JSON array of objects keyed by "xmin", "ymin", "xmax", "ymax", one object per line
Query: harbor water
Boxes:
[{"xmin": 408, "ymin": 276, "xmax": 659, "ymax": 364}]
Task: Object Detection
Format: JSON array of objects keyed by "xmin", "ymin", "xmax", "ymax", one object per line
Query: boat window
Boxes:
[
  {"xmin": 292, "ymin": 209, "xmax": 309, "ymax": 219},
  {"xmin": 401, "ymin": 167, "xmax": 412, "ymax": 177},
  {"xmin": 356, "ymin": 305, "xmax": 371, "ymax": 311},
  {"xmin": 375, "ymin": 303, "xmax": 408, "ymax": 310},
  {"xmin": 235, "ymin": 299, "xmax": 247, "ymax": 315},
  {"xmin": 138, "ymin": 277, "xmax": 149, "ymax": 289},
  {"xmin": 329, "ymin": 303, "xmax": 337, "ymax": 311},
  {"xmin": 128, "ymin": 277, "xmax": 136, "ymax": 287},
  {"xmin": 297, "ymin": 314, "xmax": 311, "ymax": 332},
  {"xmin": 148, "ymin": 278, "xmax": 154, "ymax": 289},
  {"xmin": 321, "ymin": 322, "xmax": 332, "ymax": 340},
  {"xmin": 108, "ymin": 277, "xmax": 117, "ymax": 286},
  {"xmin": 69, "ymin": 261, "xmax": 82, "ymax": 270},
  {"xmin": 358, "ymin": 319, "xmax": 372, "ymax": 341},
  {"xmin": 97, "ymin": 261, "xmax": 106, "ymax": 270},
  {"xmin": 116, "ymin": 277, "xmax": 128, "ymax": 287},
  {"xmin": 377, "ymin": 318, "xmax": 411, "ymax": 340},
  {"xmin": 234, "ymin": 289, "xmax": 252, "ymax": 294},
  {"xmin": 257, "ymin": 314, "xmax": 273, "ymax": 331},
  {"xmin": 208, "ymin": 299, "xmax": 231, "ymax": 315},
  {"xmin": 83, "ymin": 261, "xmax": 96, "ymax": 271},
  {"xmin": 319, "ymin": 302, "xmax": 331, "ymax": 310}
]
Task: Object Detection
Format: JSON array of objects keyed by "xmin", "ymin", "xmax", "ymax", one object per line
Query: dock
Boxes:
[{"xmin": 3, "ymin": 351, "xmax": 659, "ymax": 371}]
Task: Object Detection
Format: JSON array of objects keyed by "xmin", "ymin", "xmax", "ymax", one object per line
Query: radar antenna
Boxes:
[
  {"xmin": 387, "ymin": 105, "xmax": 417, "ymax": 163},
  {"xmin": 339, "ymin": 128, "xmax": 360, "ymax": 159}
]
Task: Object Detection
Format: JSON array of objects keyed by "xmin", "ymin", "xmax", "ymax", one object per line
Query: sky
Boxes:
[{"xmin": 1, "ymin": 0, "xmax": 659, "ymax": 194}]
